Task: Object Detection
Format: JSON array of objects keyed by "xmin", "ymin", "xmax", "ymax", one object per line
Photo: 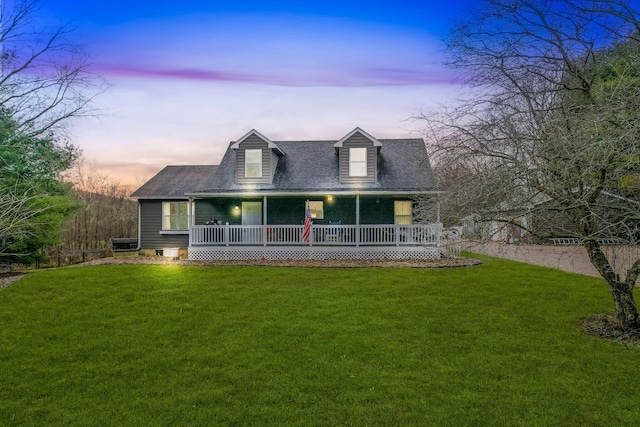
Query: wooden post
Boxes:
[
  {"xmin": 355, "ymin": 195, "xmax": 360, "ymax": 247},
  {"xmin": 263, "ymin": 196, "xmax": 268, "ymax": 246}
]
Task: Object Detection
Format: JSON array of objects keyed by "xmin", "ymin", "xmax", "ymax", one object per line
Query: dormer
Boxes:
[
  {"xmin": 231, "ymin": 129, "xmax": 285, "ymax": 184},
  {"xmin": 334, "ymin": 127, "xmax": 382, "ymax": 183}
]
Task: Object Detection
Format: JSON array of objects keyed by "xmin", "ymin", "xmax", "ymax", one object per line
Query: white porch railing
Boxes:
[{"xmin": 190, "ymin": 223, "xmax": 444, "ymax": 247}]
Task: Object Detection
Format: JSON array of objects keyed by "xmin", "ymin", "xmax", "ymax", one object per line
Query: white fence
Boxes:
[{"xmin": 190, "ymin": 223, "xmax": 445, "ymax": 247}]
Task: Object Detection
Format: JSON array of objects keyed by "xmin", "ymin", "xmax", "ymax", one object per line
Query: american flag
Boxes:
[{"xmin": 302, "ymin": 203, "xmax": 311, "ymax": 242}]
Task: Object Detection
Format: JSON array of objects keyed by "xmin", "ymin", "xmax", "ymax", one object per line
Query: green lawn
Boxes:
[{"xmin": 1, "ymin": 256, "xmax": 639, "ymax": 426}]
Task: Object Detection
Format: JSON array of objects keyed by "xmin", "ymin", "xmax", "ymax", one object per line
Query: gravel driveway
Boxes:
[{"xmin": 465, "ymin": 242, "xmax": 640, "ymax": 279}]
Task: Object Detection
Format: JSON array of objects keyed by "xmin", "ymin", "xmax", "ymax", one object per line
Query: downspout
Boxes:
[{"xmin": 135, "ymin": 201, "xmax": 141, "ymax": 251}]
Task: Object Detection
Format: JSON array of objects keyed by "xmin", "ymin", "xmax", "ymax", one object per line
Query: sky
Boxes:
[{"xmin": 35, "ymin": 0, "xmax": 474, "ymax": 189}]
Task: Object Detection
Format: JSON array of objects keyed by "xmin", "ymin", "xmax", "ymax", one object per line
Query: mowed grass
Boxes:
[{"xmin": 1, "ymin": 257, "xmax": 640, "ymax": 426}]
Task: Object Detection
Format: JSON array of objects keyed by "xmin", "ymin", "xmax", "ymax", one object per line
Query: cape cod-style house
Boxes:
[{"xmin": 130, "ymin": 127, "xmax": 449, "ymax": 260}]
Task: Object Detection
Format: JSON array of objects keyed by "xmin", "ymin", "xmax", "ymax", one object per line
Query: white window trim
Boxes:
[
  {"xmin": 394, "ymin": 200, "xmax": 412, "ymax": 225},
  {"xmin": 161, "ymin": 201, "xmax": 195, "ymax": 231},
  {"xmin": 307, "ymin": 201, "xmax": 324, "ymax": 219},
  {"xmin": 245, "ymin": 149, "xmax": 263, "ymax": 178},
  {"xmin": 349, "ymin": 147, "xmax": 367, "ymax": 177}
]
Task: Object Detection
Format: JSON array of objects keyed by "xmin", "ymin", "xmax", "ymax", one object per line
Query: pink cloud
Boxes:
[
  {"xmin": 362, "ymin": 67, "xmax": 463, "ymax": 85},
  {"xmin": 91, "ymin": 63, "xmax": 461, "ymax": 87},
  {"xmin": 92, "ymin": 65, "xmax": 253, "ymax": 82}
]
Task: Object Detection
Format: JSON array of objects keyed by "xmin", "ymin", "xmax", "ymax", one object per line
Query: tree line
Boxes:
[
  {"xmin": 61, "ymin": 164, "xmax": 137, "ymax": 251},
  {"xmin": 0, "ymin": 122, "xmax": 137, "ymax": 260}
]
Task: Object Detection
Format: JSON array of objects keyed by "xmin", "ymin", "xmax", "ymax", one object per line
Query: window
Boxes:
[
  {"xmin": 349, "ymin": 147, "xmax": 367, "ymax": 177},
  {"xmin": 162, "ymin": 201, "xmax": 194, "ymax": 231},
  {"xmin": 394, "ymin": 201, "xmax": 412, "ymax": 225},
  {"xmin": 307, "ymin": 201, "xmax": 324, "ymax": 219},
  {"xmin": 245, "ymin": 149, "xmax": 263, "ymax": 177}
]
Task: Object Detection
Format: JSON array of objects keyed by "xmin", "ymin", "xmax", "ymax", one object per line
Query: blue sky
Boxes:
[{"xmin": 37, "ymin": 0, "xmax": 474, "ymax": 187}]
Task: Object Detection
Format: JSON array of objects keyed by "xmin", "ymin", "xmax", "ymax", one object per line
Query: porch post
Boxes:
[
  {"xmin": 187, "ymin": 197, "xmax": 194, "ymax": 228},
  {"xmin": 355, "ymin": 194, "xmax": 360, "ymax": 247},
  {"xmin": 263, "ymin": 196, "xmax": 268, "ymax": 246},
  {"xmin": 187, "ymin": 197, "xmax": 194, "ymax": 247}
]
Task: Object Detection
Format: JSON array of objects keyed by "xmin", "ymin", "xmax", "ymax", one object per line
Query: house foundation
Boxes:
[{"xmin": 188, "ymin": 245, "xmax": 445, "ymax": 261}]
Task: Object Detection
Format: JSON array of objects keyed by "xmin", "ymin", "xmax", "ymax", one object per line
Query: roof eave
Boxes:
[
  {"xmin": 333, "ymin": 127, "xmax": 383, "ymax": 148},
  {"xmin": 229, "ymin": 129, "xmax": 285, "ymax": 155},
  {"xmin": 186, "ymin": 189, "xmax": 443, "ymax": 197},
  {"xmin": 131, "ymin": 195, "xmax": 193, "ymax": 200}
]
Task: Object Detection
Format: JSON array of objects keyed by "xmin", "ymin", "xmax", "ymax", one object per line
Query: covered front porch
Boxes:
[
  {"xmin": 187, "ymin": 223, "xmax": 458, "ymax": 260},
  {"xmin": 190, "ymin": 223, "xmax": 442, "ymax": 246},
  {"xmin": 186, "ymin": 194, "xmax": 453, "ymax": 260}
]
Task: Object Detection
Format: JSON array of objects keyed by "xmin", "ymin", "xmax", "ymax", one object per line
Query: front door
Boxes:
[{"xmin": 242, "ymin": 202, "xmax": 262, "ymax": 242}]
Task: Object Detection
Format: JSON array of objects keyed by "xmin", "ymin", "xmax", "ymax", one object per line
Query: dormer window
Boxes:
[
  {"xmin": 245, "ymin": 149, "xmax": 263, "ymax": 177},
  {"xmin": 335, "ymin": 127, "xmax": 381, "ymax": 183},
  {"xmin": 349, "ymin": 147, "xmax": 367, "ymax": 177},
  {"xmin": 231, "ymin": 130, "xmax": 284, "ymax": 184}
]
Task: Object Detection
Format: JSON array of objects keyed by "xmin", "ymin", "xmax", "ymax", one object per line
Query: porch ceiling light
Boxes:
[
  {"xmin": 234, "ymin": 205, "xmax": 240, "ymax": 210},
  {"xmin": 327, "ymin": 195, "xmax": 333, "ymax": 201}
]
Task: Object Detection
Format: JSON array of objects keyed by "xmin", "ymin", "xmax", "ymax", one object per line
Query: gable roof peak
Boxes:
[
  {"xmin": 230, "ymin": 129, "xmax": 285, "ymax": 155},
  {"xmin": 334, "ymin": 127, "xmax": 383, "ymax": 148}
]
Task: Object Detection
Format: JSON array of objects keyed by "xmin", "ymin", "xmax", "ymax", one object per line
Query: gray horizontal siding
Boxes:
[{"xmin": 139, "ymin": 200, "xmax": 190, "ymax": 249}]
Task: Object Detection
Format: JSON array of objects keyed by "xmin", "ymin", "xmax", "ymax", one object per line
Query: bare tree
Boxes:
[
  {"xmin": 0, "ymin": 184, "xmax": 55, "ymax": 255},
  {"xmin": 62, "ymin": 160, "xmax": 137, "ymax": 250},
  {"xmin": 0, "ymin": 0, "xmax": 104, "ymax": 136},
  {"xmin": 416, "ymin": 0, "xmax": 640, "ymax": 329}
]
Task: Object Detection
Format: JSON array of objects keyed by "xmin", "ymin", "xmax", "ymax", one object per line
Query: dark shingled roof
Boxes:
[
  {"xmin": 130, "ymin": 165, "xmax": 218, "ymax": 198},
  {"xmin": 193, "ymin": 138, "xmax": 436, "ymax": 194},
  {"xmin": 131, "ymin": 137, "xmax": 437, "ymax": 198}
]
